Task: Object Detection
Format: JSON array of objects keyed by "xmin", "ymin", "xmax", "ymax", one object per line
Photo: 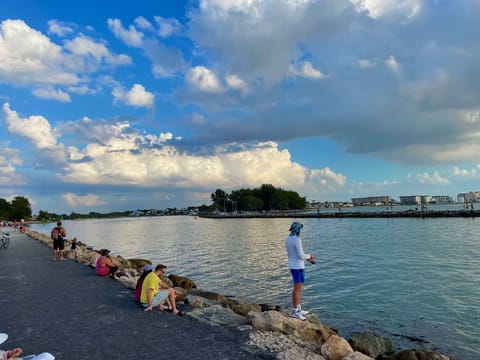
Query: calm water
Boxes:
[{"xmin": 30, "ymin": 216, "xmax": 479, "ymax": 359}]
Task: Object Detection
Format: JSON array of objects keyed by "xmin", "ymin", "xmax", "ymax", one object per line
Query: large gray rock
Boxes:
[
  {"xmin": 341, "ymin": 351, "xmax": 374, "ymax": 360},
  {"xmin": 349, "ymin": 332, "xmax": 394, "ymax": 358},
  {"xmin": 187, "ymin": 304, "xmax": 249, "ymax": 326},
  {"xmin": 383, "ymin": 349, "xmax": 458, "ymax": 360},
  {"xmin": 168, "ymin": 274, "xmax": 197, "ymax": 290},
  {"xmin": 248, "ymin": 310, "xmax": 336, "ymax": 345},
  {"xmin": 321, "ymin": 335, "xmax": 353, "ymax": 360},
  {"xmin": 248, "ymin": 330, "xmax": 325, "ymax": 360},
  {"xmin": 188, "ymin": 289, "xmax": 261, "ymax": 316}
]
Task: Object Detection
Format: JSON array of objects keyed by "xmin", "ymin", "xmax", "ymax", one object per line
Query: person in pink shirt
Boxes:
[{"xmin": 95, "ymin": 249, "xmax": 118, "ymax": 278}]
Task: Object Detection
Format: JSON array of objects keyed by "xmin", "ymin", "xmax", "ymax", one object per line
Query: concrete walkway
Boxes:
[{"xmin": 0, "ymin": 229, "xmax": 273, "ymax": 359}]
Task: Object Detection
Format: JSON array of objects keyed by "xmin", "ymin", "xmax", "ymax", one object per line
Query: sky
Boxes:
[{"xmin": 1, "ymin": 0, "xmax": 480, "ymax": 214}]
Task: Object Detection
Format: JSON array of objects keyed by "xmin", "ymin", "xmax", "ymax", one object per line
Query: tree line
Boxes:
[
  {"xmin": 210, "ymin": 184, "xmax": 306, "ymax": 213},
  {"xmin": 0, "ymin": 196, "xmax": 32, "ymax": 221}
]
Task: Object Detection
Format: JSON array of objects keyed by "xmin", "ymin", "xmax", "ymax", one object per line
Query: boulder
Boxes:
[
  {"xmin": 349, "ymin": 332, "xmax": 394, "ymax": 358},
  {"xmin": 173, "ymin": 287, "xmax": 188, "ymax": 302},
  {"xmin": 188, "ymin": 289, "xmax": 260, "ymax": 316},
  {"xmin": 128, "ymin": 258, "xmax": 152, "ymax": 270},
  {"xmin": 168, "ymin": 274, "xmax": 197, "ymax": 290},
  {"xmin": 383, "ymin": 349, "xmax": 458, "ymax": 360},
  {"xmin": 187, "ymin": 304, "xmax": 249, "ymax": 327},
  {"xmin": 248, "ymin": 310, "xmax": 336, "ymax": 345},
  {"xmin": 341, "ymin": 351, "xmax": 374, "ymax": 360},
  {"xmin": 248, "ymin": 330, "xmax": 325, "ymax": 360},
  {"xmin": 321, "ymin": 335, "xmax": 353, "ymax": 360}
]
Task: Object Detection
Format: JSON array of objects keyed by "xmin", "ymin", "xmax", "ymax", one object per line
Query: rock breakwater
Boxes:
[{"xmin": 26, "ymin": 229, "xmax": 459, "ymax": 360}]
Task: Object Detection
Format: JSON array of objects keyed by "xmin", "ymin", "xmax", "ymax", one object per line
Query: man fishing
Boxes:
[{"xmin": 285, "ymin": 221, "xmax": 315, "ymax": 320}]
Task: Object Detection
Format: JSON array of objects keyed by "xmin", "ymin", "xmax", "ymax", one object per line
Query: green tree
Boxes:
[
  {"xmin": 37, "ymin": 210, "xmax": 52, "ymax": 222},
  {"xmin": 0, "ymin": 198, "xmax": 12, "ymax": 220},
  {"xmin": 211, "ymin": 189, "xmax": 229, "ymax": 212},
  {"xmin": 10, "ymin": 196, "xmax": 32, "ymax": 220}
]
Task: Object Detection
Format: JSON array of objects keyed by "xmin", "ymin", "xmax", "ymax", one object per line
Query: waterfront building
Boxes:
[
  {"xmin": 431, "ymin": 195, "xmax": 454, "ymax": 204},
  {"xmin": 462, "ymin": 191, "xmax": 480, "ymax": 203},
  {"xmin": 399, "ymin": 195, "xmax": 422, "ymax": 205},
  {"xmin": 351, "ymin": 196, "xmax": 391, "ymax": 206}
]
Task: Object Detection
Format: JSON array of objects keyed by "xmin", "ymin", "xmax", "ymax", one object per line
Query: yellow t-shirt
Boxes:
[{"xmin": 140, "ymin": 272, "xmax": 161, "ymax": 304}]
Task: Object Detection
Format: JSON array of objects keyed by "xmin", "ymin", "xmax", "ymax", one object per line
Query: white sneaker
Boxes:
[
  {"xmin": 297, "ymin": 306, "xmax": 309, "ymax": 315},
  {"xmin": 290, "ymin": 309, "xmax": 306, "ymax": 321}
]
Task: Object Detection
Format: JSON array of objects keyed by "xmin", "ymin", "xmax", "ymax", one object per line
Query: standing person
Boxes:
[
  {"xmin": 51, "ymin": 221, "xmax": 67, "ymax": 261},
  {"xmin": 70, "ymin": 237, "xmax": 78, "ymax": 260},
  {"xmin": 140, "ymin": 264, "xmax": 184, "ymax": 316},
  {"xmin": 285, "ymin": 221, "xmax": 315, "ymax": 320}
]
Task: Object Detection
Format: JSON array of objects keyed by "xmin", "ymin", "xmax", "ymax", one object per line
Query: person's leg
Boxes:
[
  {"xmin": 292, "ymin": 282, "xmax": 302, "ymax": 308},
  {"xmin": 59, "ymin": 241, "xmax": 65, "ymax": 260},
  {"xmin": 167, "ymin": 288, "xmax": 179, "ymax": 314}
]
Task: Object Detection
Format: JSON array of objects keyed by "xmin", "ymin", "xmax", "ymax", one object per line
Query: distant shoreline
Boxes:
[{"xmin": 199, "ymin": 209, "xmax": 480, "ymax": 219}]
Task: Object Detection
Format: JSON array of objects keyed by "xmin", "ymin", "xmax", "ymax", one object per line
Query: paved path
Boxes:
[{"xmin": 0, "ymin": 229, "xmax": 273, "ymax": 359}]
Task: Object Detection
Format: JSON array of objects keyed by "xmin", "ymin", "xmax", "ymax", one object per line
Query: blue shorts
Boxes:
[
  {"xmin": 142, "ymin": 290, "xmax": 169, "ymax": 308},
  {"xmin": 290, "ymin": 269, "xmax": 305, "ymax": 283}
]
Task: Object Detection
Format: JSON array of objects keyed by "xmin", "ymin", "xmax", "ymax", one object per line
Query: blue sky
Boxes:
[{"xmin": 1, "ymin": 0, "xmax": 480, "ymax": 214}]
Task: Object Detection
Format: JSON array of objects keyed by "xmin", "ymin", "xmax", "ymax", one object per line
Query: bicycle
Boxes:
[{"xmin": 1, "ymin": 231, "xmax": 10, "ymax": 249}]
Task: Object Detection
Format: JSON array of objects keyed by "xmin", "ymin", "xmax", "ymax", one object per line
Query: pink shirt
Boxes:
[{"xmin": 95, "ymin": 256, "xmax": 110, "ymax": 276}]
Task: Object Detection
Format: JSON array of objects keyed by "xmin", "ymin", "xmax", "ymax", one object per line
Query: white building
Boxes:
[
  {"xmin": 431, "ymin": 195, "xmax": 453, "ymax": 204},
  {"xmin": 462, "ymin": 191, "xmax": 480, "ymax": 203},
  {"xmin": 351, "ymin": 196, "xmax": 391, "ymax": 206}
]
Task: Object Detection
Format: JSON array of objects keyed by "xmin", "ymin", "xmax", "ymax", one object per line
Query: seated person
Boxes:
[
  {"xmin": 95, "ymin": 249, "xmax": 118, "ymax": 278},
  {"xmin": 140, "ymin": 264, "xmax": 184, "ymax": 316},
  {"xmin": 0, "ymin": 333, "xmax": 54, "ymax": 360},
  {"xmin": 134, "ymin": 264, "xmax": 153, "ymax": 303}
]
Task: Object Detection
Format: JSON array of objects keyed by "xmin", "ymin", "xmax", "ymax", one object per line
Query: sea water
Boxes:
[{"xmin": 30, "ymin": 216, "xmax": 480, "ymax": 359}]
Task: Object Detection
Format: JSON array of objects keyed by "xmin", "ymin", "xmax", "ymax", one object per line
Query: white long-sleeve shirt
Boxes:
[{"xmin": 285, "ymin": 234, "xmax": 310, "ymax": 269}]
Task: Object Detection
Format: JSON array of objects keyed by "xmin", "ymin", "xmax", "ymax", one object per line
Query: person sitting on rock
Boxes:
[
  {"xmin": 134, "ymin": 264, "xmax": 153, "ymax": 303},
  {"xmin": 95, "ymin": 249, "xmax": 118, "ymax": 278},
  {"xmin": 140, "ymin": 264, "xmax": 185, "ymax": 316}
]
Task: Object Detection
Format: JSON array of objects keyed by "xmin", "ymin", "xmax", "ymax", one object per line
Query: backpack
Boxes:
[{"xmin": 51, "ymin": 227, "xmax": 62, "ymax": 241}]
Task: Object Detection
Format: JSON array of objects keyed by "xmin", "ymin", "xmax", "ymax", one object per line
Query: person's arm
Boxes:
[
  {"xmin": 104, "ymin": 256, "xmax": 114, "ymax": 267},
  {"xmin": 295, "ymin": 238, "xmax": 314, "ymax": 262}
]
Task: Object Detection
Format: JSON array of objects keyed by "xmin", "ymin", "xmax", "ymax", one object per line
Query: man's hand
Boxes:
[{"xmin": 144, "ymin": 305, "xmax": 153, "ymax": 312}]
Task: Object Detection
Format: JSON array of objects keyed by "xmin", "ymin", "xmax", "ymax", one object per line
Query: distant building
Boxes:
[
  {"xmin": 351, "ymin": 196, "xmax": 391, "ymax": 206},
  {"xmin": 431, "ymin": 195, "xmax": 454, "ymax": 204},
  {"xmin": 399, "ymin": 195, "xmax": 422, "ymax": 205},
  {"xmin": 462, "ymin": 191, "xmax": 480, "ymax": 203}
]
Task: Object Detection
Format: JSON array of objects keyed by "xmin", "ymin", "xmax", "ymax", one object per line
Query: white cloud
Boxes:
[
  {"xmin": 225, "ymin": 74, "xmax": 249, "ymax": 94},
  {"xmin": 465, "ymin": 111, "xmax": 480, "ymax": 124},
  {"xmin": 289, "ymin": 61, "xmax": 326, "ymax": 79},
  {"xmin": 107, "ymin": 18, "xmax": 143, "ymax": 47},
  {"xmin": 32, "ymin": 87, "xmax": 71, "ymax": 102},
  {"xmin": 154, "ymin": 16, "xmax": 182, "ymax": 37},
  {"xmin": 64, "ymin": 35, "xmax": 132, "ymax": 66},
  {"xmin": 0, "ymin": 19, "xmax": 78, "ymax": 85},
  {"xmin": 62, "ymin": 193, "xmax": 106, "ymax": 207},
  {"xmin": 3, "ymin": 102, "xmax": 58, "ymax": 149},
  {"xmin": 112, "ymin": 83, "xmax": 154, "ymax": 108},
  {"xmin": 453, "ymin": 165, "xmax": 479, "ymax": 178},
  {"xmin": 187, "ymin": 66, "xmax": 223, "ymax": 93},
  {"xmin": 0, "ymin": 146, "xmax": 24, "ymax": 185},
  {"xmin": 417, "ymin": 171, "xmax": 450, "ymax": 185},
  {"xmin": 47, "ymin": 20, "xmax": 73, "ymax": 37},
  {"xmin": 134, "ymin": 16, "xmax": 153, "ymax": 31},
  {"xmin": 358, "ymin": 59, "xmax": 376, "ymax": 68},
  {"xmin": 386, "ymin": 55, "xmax": 401, "ymax": 73},
  {"xmin": 350, "ymin": 0, "xmax": 421, "ymax": 19},
  {"xmin": 307, "ymin": 167, "xmax": 346, "ymax": 192}
]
